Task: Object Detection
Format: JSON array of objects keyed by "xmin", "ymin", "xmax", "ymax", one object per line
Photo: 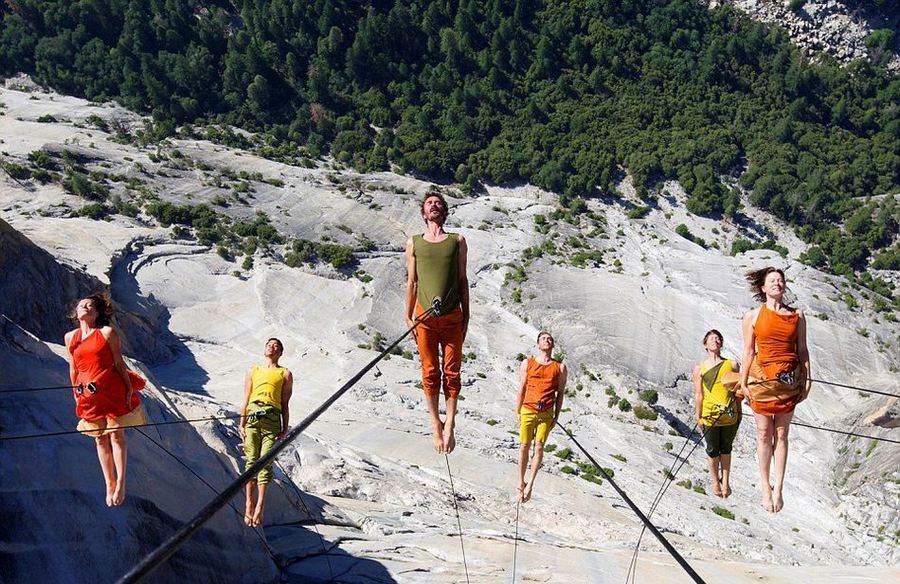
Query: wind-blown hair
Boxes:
[{"xmin": 745, "ymin": 267, "xmax": 786, "ymax": 303}]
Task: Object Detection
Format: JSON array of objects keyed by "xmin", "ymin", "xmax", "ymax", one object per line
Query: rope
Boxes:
[
  {"xmin": 512, "ymin": 498, "xmax": 520, "ymax": 584},
  {"xmin": 556, "ymin": 421, "xmax": 707, "ymax": 584},
  {"xmin": 133, "ymin": 428, "xmax": 279, "ymax": 561},
  {"xmin": 0, "ymin": 413, "xmax": 244, "ymax": 442},
  {"xmin": 0, "ymin": 384, "xmax": 75, "ymax": 393},
  {"xmin": 743, "ymin": 376, "xmax": 898, "ymax": 399},
  {"xmin": 625, "ymin": 408, "xmax": 728, "ymax": 584},
  {"xmin": 789, "ymin": 420, "xmax": 899, "ymax": 444},
  {"xmin": 444, "ymin": 453, "xmax": 470, "ymax": 584},
  {"xmin": 115, "ymin": 307, "xmax": 436, "ymax": 584}
]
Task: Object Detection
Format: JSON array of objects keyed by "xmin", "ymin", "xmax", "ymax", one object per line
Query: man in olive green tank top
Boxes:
[{"xmin": 405, "ymin": 192, "xmax": 470, "ymax": 454}]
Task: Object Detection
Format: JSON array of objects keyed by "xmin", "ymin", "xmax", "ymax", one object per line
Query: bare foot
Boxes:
[
  {"xmin": 105, "ymin": 480, "xmax": 117, "ymax": 507},
  {"xmin": 431, "ymin": 421, "xmax": 444, "ymax": 453},
  {"xmin": 111, "ymin": 484, "xmax": 125, "ymax": 506},
  {"xmin": 516, "ymin": 484, "xmax": 526, "ymax": 503},
  {"xmin": 712, "ymin": 481, "xmax": 724, "ymax": 498},
  {"xmin": 522, "ymin": 482, "xmax": 534, "ymax": 502},
  {"xmin": 251, "ymin": 507, "xmax": 264, "ymax": 528},
  {"xmin": 442, "ymin": 424, "xmax": 456, "ymax": 454},
  {"xmin": 723, "ymin": 484, "xmax": 732, "ymax": 498},
  {"xmin": 244, "ymin": 503, "xmax": 254, "ymax": 526},
  {"xmin": 761, "ymin": 487, "xmax": 774, "ymax": 513},
  {"xmin": 773, "ymin": 490, "xmax": 784, "ymax": 513}
]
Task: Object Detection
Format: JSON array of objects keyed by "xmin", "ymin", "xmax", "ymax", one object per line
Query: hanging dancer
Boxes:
[
  {"xmin": 405, "ymin": 192, "xmax": 469, "ymax": 454},
  {"xmin": 239, "ymin": 338, "xmax": 293, "ymax": 527},
  {"xmin": 739, "ymin": 267, "xmax": 812, "ymax": 513},
  {"xmin": 65, "ymin": 293, "xmax": 146, "ymax": 507},
  {"xmin": 692, "ymin": 329, "xmax": 741, "ymax": 498},
  {"xmin": 516, "ymin": 331, "xmax": 567, "ymax": 502}
]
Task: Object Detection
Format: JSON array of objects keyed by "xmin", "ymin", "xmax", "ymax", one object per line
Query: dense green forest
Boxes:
[{"xmin": 0, "ymin": 0, "xmax": 897, "ymax": 288}]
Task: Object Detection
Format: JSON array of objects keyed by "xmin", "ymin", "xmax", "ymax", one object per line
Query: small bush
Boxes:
[
  {"xmin": 2, "ymin": 162, "xmax": 31, "ymax": 180},
  {"xmin": 36, "ymin": 114, "xmax": 57, "ymax": 123},
  {"xmin": 676, "ymin": 479, "xmax": 692, "ymax": 489},
  {"xmin": 611, "ymin": 453, "xmax": 627, "ymax": 463},
  {"xmin": 560, "ymin": 465, "xmax": 576, "ymax": 474},
  {"xmin": 638, "ymin": 389, "xmax": 658, "ymax": 404},
  {"xmin": 76, "ymin": 203, "xmax": 111, "ymax": 220},
  {"xmin": 627, "ymin": 206, "xmax": 650, "ymax": 219},
  {"xmin": 692, "ymin": 484, "xmax": 706, "ymax": 495},
  {"xmin": 554, "ymin": 447, "xmax": 574, "ymax": 460},
  {"xmin": 617, "ymin": 398, "xmax": 632, "ymax": 412},
  {"xmin": 711, "ymin": 506, "xmax": 735, "ymax": 520},
  {"xmin": 486, "ymin": 419, "xmax": 499, "ymax": 426},
  {"xmin": 633, "ymin": 405, "xmax": 658, "ymax": 421}
]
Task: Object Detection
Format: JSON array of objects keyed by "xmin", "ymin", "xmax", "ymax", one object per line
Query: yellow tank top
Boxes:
[
  {"xmin": 249, "ymin": 365, "xmax": 286, "ymax": 409},
  {"xmin": 699, "ymin": 359, "xmax": 739, "ymax": 426}
]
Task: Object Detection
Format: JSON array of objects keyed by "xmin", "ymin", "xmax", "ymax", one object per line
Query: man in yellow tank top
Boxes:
[
  {"xmin": 405, "ymin": 192, "xmax": 470, "ymax": 454},
  {"xmin": 515, "ymin": 331, "xmax": 567, "ymax": 503},
  {"xmin": 239, "ymin": 338, "xmax": 294, "ymax": 527}
]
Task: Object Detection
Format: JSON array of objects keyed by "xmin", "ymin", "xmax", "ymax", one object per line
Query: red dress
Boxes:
[{"xmin": 68, "ymin": 329, "xmax": 142, "ymax": 421}]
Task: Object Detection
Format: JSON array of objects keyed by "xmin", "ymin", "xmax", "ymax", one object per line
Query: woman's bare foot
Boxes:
[
  {"xmin": 522, "ymin": 482, "xmax": 534, "ymax": 502},
  {"xmin": 251, "ymin": 507, "xmax": 264, "ymax": 528},
  {"xmin": 516, "ymin": 484, "xmax": 526, "ymax": 503},
  {"xmin": 773, "ymin": 489, "xmax": 784, "ymax": 513},
  {"xmin": 105, "ymin": 480, "xmax": 117, "ymax": 507},
  {"xmin": 432, "ymin": 421, "xmax": 444, "ymax": 453},
  {"xmin": 442, "ymin": 424, "xmax": 456, "ymax": 454},
  {"xmin": 111, "ymin": 484, "xmax": 126, "ymax": 506},
  {"xmin": 712, "ymin": 481, "xmax": 724, "ymax": 498},
  {"xmin": 761, "ymin": 486, "xmax": 775, "ymax": 513},
  {"xmin": 723, "ymin": 484, "xmax": 732, "ymax": 498},
  {"xmin": 244, "ymin": 502, "xmax": 254, "ymax": 526}
]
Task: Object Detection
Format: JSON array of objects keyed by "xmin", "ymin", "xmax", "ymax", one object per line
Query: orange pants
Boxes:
[{"xmin": 414, "ymin": 303, "xmax": 464, "ymax": 398}]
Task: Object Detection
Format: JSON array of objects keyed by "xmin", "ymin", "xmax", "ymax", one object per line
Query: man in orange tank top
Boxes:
[{"xmin": 515, "ymin": 331, "xmax": 567, "ymax": 503}]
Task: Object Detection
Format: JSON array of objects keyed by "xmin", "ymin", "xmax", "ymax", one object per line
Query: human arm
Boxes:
[
  {"xmin": 65, "ymin": 330, "xmax": 78, "ymax": 398},
  {"xmin": 457, "ymin": 234, "xmax": 469, "ymax": 342},
  {"xmin": 552, "ymin": 363, "xmax": 567, "ymax": 429},
  {"xmin": 238, "ymin": 369, "xmax": 252, "ymax": 441},
  {"xmin": 515, "ymin": 359, "xmax": 527, "ymax": 419},
  {"xmin": 103, "ymin": 327, "xmax": 134, "ymax": 409},
  {"xmin": 279, "ymin": 370, "xmax": 293, "ymax": 439},
  {"xmin": 692, "ymin": 364, "xmax": 705, "ymax": 426},
  {"xmin": 404, "ymin": 237, "xmax": 418, "ymax": 335},
  {"xmin": 738, "ymin": 309, "xmax": 758, "ymax": 399},
  {"xmin": 796, "ymin": 309, "xmax": 812, "ymax": 401}
]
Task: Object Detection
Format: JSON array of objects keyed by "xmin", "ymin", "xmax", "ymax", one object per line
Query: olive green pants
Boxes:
[{"xmin": 243, "ymin": 405, "xmax": 282, "ymax": 484}]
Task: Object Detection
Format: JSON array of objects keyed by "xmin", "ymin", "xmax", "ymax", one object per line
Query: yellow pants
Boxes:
[
  {"xmin": 243, "ymin": 405, "xmax": 282, "ymax": 484},
  {"xmin": 519, "ymin": 407, "xmax": 554, "ymax": 444}
]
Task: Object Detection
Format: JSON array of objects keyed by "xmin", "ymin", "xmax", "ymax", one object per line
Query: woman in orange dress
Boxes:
[
  {"xmin": 739, "ymin": 267, "xmax": 812, "ymax": 513},
  {"xmin": 65, "ymin": 293, "xmax": 145, "ymax": 507}
]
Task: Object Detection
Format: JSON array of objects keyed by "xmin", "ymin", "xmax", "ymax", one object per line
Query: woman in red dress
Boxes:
[{"xmin": 65, "ymin": 293, "xmax": 144, "ymax": 506}]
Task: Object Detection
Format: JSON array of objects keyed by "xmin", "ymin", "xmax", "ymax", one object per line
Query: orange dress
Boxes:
[
  {"xmin": 69, "ymin": 328, "xmax": 143, "ymax": 422},
  {"xmin": 748, "ymin": 305, "xmax": 803, "ymax": 415}
]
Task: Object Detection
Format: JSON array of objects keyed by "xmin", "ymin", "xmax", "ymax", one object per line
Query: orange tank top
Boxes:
[
  {"xmin": 754, "ymin": 304, "xmax": 799, "ymax": 378},
  {"xmin": 523, "ymin": 357, "xmax": 562, "ymax": 413},
  {"xmin": 68, "ymin": 328, "xmax": 141, "ymax": 421}
]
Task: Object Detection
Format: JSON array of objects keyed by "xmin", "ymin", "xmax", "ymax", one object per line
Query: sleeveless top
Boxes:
[
  {"xmin": 523, "ymin": 357, "xmax": 562, "ymax": 414},
  {"xmin": 249, "ymin": 365, "xmax": 287, "ymax": 409},
  {"xmin": 754, "ymin": 304, "xmax": 800, "ymax": 379},
  {"xmin": 699, "ymin": 359, "xmax": 739, "ymax": 427},
  {"xmin": 413, "ymin": 233, "xmax": 460, "ymax": 311},
  {"xmin": 68, "ymin": 328, "xmax": 142, "ymax": 421}
]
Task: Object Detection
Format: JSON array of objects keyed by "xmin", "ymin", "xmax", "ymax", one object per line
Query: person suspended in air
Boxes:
[
  {"xmin": 404, "ymin": 192, "xmax": 470, "ymax": 454},
  {"xmin": 65, "ymin": 293, "xmax": 146, "ymax": 507},
  {"xmin": 239, "ymin": 338, "xmax": 293, "ymax": 527},
  {"xmin": 739, "ymin": 267, "xmax": 812, "ymax": 513},
  {"xmin": 692, "ymin": 329, "xmax": 741, "ymax": 498},
  {"xmin": 516, "ymin": 331, "xmax": 567, "ymax": 503}
]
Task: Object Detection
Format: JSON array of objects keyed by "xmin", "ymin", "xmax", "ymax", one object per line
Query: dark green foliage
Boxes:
[
  {"xmin": 2, "ymin": 161, "xmax": 30, "ymax": 180},
  {"xmin": 2, "ymin": 0, "xmax": 896, "ymax": 283},
  {"xmin": 62, "ymin": 170, "xmax": 108, "ymax": 200},
  {"xmin": 76, "ymin": 203, "xmax": 110, "ymax": 220},
  {"xmin": 633, "ymin": 405, "xmax": 658, "ymax": 421},
  {"xmin": 732, "ymin": 238, "xmax": 788, "ymax": 258},
  {"xmin": 618, "ymin": 398, "xmax": 631, "ymax": 412},
  {"xmin": 675, "ymin": 224, "xmax": 707, "ymax": 248},
  {"xmin": 285, "ymin": 238, "xmax": 355, "ymax": 269},
  {"xmin": 638, "ymin": 389, "xmax": 658, "ymax": 405}
]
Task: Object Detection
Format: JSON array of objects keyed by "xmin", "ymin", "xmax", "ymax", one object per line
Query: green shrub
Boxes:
[
  {"xmin": 627, "ymin": 206, "xmax": 650, "ymax": 219},
  {"xmin": 76, "ymin": 203, "xmax": 110, "ymax": 220},
  {"xmin": 617, "ymin": 398, "xmax": 631, "ymax": 412},
  {"xmin": 638, "ymin": 389, "xmax": 658, "ymax": 404},
  {"xmin": 676, "ymin": 479, "xmax": 692, "ymax": 489},
  {"xmin": 711, "ymin": 506, "xmax": 735, "ymax": 520},
  {"xmin": 634, "ymin": 405, "xmax": 658, "ymax": 420},
  {"xmin": 560, "ymin": 465, "xmax": 576, "ymax": 475},
  {"xmin": 2, "ymin": 162, "xmax": 31, "ymax": 180},
  {"xmin": 611, "ymin": 453, "xmax": 627, "ymax": 463},
  {"xmin": 692, "ymin": 484, "xmax": 706, "ymax": 495},
  {"xmin": 63, "ymin": 171, "xmax": 108, "ymax": 201},
  {"xmin": 554, "ymin": 447, "xmax": 574, "ymax": 460},
  {"xmin": 486, "ymin": 419, "xmax": 499, "ymax": 426}
]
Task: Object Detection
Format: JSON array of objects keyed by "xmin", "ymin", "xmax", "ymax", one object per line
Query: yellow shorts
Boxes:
[
  {"xmin": 77, "ymin": 405, "xmax": 146, "ymax": 438},
  {"xmin": 519, "ymin": 407, "xmax": 554, "ymax": 444}
]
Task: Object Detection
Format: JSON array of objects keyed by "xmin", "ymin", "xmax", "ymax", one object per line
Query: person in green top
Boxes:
[
  {"xmin": 405, "ymin": 192, "xmax": 470, "ymax": 454},
  {"xmin": 239, "ymin": 337, "xmax": 293, "ymax": 527},
  {"xmin": 692, "ymin": 329, "xmax": 741, "ymax": 498}
]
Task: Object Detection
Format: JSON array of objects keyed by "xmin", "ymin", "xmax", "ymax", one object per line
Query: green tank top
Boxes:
[
  {"xmin": 699, "ymin": 359, "xmax": 739, "ymax": 427},
  {"xmin": 413, "ymin": 233, "xmax": 460, "ymax": 311},
  {"xmin": 249, "ymin": 365, "xmax": 286, "ymax": 410}
]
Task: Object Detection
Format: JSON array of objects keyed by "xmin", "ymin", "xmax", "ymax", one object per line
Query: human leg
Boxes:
[
  {"xmin": 415, "ymin": 312, "xmax": 444, "ymax": 452},
  {"xmin": 517, "ymin": 441, "xmax": 531, "ymax": 502},
  {"xmin": 439, "ymin": 309, "xmax": 464, "ymax": 454},
  {"xmin": 704, "ymin": 426, "xmax": 723, "ymax": 497},
  {"xmin": 772, "ymin": 411, "xmax": 793, "ymax": 512},
  {"xmin": 523, "ymin": 441, "xmax": 546, "ymax": 502},
  {"xmin": 251, "ymin": 422, "xmax": 281, "ymax": 526},
  {"xmin": 109, "ymin": 429, "xmax": 128, "ymax": 506},
  {"xmin": 754, "ymin": 412, "xmax": 775, "ymax": 512},
  {"xmin": 95, "ymin": 433, "xmax": 116, "ymax": 506},
  {"xmin": 719, "ymin": 422, "xmax": 739, "ymax": 498},
  {"xmin": 243, "ymin": 422, "xmax": 264, "ymax": 525},
  {"xmin": 244, "ymin": 481, "xmax": 257, "ymax": 526}
]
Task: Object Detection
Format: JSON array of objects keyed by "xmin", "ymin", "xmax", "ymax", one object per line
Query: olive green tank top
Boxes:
[{"xmin": 413, "ymin": 233, "xmax": 460, "ymax": 311}]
